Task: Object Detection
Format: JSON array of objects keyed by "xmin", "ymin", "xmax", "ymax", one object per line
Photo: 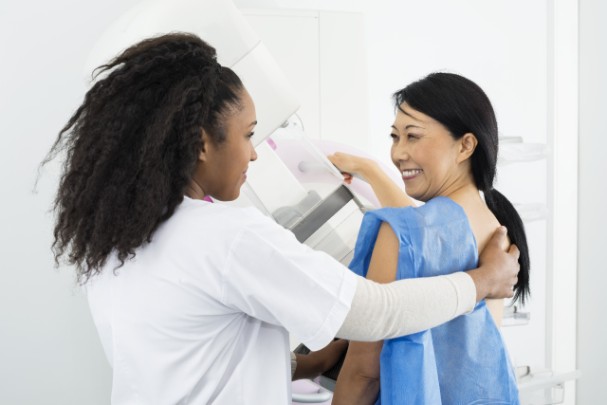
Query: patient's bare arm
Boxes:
[{"xmin": 328, "ymin": 152, "xmax": 414, "ymax": 208}]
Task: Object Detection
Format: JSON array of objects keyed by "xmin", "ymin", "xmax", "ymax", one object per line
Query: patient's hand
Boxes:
[
  {"xmin": 328, "ymin": 152, "xmax": 375, "ymax": 184},
  {"xmin": 328, "ymin": 152, "xmax": 413, "ymax": 208}
]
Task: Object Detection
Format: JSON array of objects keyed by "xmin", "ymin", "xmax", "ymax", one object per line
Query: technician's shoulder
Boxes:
[{"xmin": 174, "ymin": 198, "xmax": 279, "ymax": 235}]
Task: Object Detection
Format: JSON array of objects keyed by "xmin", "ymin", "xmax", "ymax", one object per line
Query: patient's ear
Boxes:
[{"xmin": 457, "ymin": 133, "xmax": 478, "ymax": 163}]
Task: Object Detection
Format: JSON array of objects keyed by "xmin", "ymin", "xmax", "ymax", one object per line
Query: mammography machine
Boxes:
[{"xmin": 84, "ymin": 0, "xmax": 389, "ymax": 266}]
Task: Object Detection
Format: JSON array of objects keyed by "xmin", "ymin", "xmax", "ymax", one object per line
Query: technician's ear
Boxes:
[
  {"xmin": 457, "ymin": 133, "xmax": 478, "ymax": 163},
  {"xmin": 199, "ymin": 129, "xmax": 210, "ymax": 162}
]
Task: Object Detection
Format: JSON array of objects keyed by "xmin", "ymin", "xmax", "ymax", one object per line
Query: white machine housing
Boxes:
[{"xmin": 84, "ymin": 0, "xmax": 299, "ymax": 147}]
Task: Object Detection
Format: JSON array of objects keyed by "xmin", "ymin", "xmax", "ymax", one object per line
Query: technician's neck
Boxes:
[{"xmin": 184, "ymin": 180, "xmax": 206, "ymax": 201}]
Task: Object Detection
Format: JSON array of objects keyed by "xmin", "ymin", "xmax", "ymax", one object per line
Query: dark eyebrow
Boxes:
[
  {"xmin": 391, "ymin": 124, "xmax": 424, "ymax": 132},
  {"xmin": 249, "ymin": 120, "xmax": 258, "ymax": 127}
]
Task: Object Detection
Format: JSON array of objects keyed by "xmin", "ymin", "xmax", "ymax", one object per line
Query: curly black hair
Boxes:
[{"xmin": 43, "ymin": 32, "xmax": 244, "ymax": 283}]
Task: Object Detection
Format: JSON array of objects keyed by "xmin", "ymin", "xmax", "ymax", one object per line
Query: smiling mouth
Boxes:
[{"xmin": 401, "ymin": 169, "xmax": 423, "ymax": 179}]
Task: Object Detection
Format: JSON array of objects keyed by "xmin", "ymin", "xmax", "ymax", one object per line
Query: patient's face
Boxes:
[{"xmin": 389, "ymin": 103, "xmax": 465, "ymax": 202}]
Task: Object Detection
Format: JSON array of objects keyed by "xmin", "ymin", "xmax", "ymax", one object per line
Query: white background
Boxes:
[
  {"xmin": 577, "ymin": 0, "xmax": 607, "ymax": 404},
  {"xmin": 0, "ymin": 0, "xmax": 604, "ymax": 404}
]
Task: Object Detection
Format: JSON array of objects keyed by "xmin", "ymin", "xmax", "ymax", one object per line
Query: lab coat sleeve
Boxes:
[
  {"xmin": 220, "ymin": 216, "xmax": 358, "ymax": 351},
  {"xmin": 336, "ymin": 273, "xmax": 476, "ymax": 341}
]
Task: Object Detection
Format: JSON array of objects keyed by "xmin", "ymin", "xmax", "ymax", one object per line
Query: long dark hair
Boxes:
[
  {"xmin": 43, "ymin": 33, "xmax": 244, "ymax": 283},
  {"xmin": 394, "ymin": 72, "xmax": 530, "ymax": 304}
]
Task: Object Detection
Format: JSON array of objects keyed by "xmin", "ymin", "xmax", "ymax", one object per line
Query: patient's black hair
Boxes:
[{"xmin": 394, "ymin": 72, "xmax": 530, "ymax": 304}]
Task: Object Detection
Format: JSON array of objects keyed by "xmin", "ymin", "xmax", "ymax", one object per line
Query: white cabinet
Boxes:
[{"xmin": 497, "ymin": 136, "xmax": 579, "ymax": 403}]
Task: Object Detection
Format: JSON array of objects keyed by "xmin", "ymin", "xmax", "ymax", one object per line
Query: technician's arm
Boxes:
[
  {"xmin": 291, "ymin": 339, "xmax": 349, "ymax": 381},
  {"xmin": 328, "ymin": 152, "xmax": 413, "ymax": 208},
  {"xmin": 335, "ymin": 225, "xmax": 519, "ymax": 341}
]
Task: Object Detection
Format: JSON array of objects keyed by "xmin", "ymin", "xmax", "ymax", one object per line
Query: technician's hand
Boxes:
[
  {"xmin": 467, "ymin": 226, "xmax": 520, "ymax": 301},
  {"xmin": 292, "ymin": 339, "xmax": 349, "ymax": 381},
  {"xmin": 328, "ymin": 152, "xmax": 375, "ymax": 184}
]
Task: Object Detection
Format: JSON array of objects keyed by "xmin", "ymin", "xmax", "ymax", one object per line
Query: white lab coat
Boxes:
[{"xmin": 85, "ymin": 196, "xmax": 357, "ymax": 404}]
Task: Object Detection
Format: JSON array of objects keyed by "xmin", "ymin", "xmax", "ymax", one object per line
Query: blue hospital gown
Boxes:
[{"xmin": 349, "ymin": 197, "xmax": 519, "ymax": 405}]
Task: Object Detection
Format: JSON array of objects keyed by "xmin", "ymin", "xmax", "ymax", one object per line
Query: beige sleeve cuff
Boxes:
[{"xmin": 445, "ymin": 271, "xmax": 477, "ymax": 316}]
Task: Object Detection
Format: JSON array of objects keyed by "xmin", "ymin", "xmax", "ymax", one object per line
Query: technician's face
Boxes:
[{"xmin": 199, "ymin": 89, "xmax": 258, "ymax": 201}]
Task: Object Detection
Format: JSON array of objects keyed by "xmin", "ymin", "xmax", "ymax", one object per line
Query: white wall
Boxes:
[
  {"xmin": 1, "ymin": 0, "xmax": 600, "ymax": 403},
  {"xmin": 0, "ymin": 1, "xmax": 140, "ymax": 403},
  {"xmin": 578, "ymin": 0, "xmax": 607, "ymax": 403}
]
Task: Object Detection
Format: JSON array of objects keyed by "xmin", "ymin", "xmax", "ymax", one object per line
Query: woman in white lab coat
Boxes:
[{"xmin": 44, "ymin": 33, "xmax": 519, "ymax": 404}]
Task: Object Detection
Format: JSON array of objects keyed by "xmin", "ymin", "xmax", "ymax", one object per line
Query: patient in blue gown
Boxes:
[{"xmin": 329, "ymin": 73, "xmax": 530, "ymax": 405}]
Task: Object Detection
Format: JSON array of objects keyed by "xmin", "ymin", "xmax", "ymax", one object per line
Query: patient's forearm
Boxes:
[
  {"xmin": 359, "ymin": 161, "xmax": 413, "ymax": 208},
  {"xmin": 332, "ymin": 340, "xmax": 381, "ymax": 405},
  {"xmin": 332, "ymin": 372, "xmax": 379, "ymax": 405}
]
